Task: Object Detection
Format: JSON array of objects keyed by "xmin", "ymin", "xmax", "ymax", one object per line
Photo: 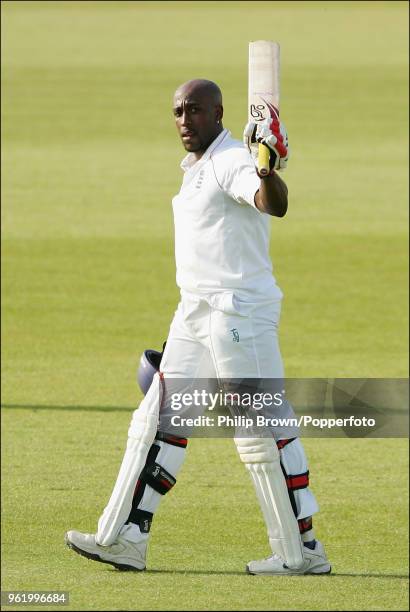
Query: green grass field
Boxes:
[{"xmin": 1, "ymin": 1, "xmax": 409, "ymax": 610}]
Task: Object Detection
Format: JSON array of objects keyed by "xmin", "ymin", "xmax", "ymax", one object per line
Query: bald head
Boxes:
[
  {"xmin": 173, "ymin": 79, "xmax": 224, "ymax": 158},
  {"xmin": 174, "ymin": 79, "xmax": 223, "ymax": 107}
]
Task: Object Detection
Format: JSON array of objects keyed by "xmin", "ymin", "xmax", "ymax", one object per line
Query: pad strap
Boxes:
[
  {"xmin": 155, "ymin": 431, "xmax": 188, "ymax": 448},
  {"xmin": 128, "ymin": 509, "xmax": 153, "ymax": 533},
  {"xmin": 285, "ymin": 471, "xmax": 309, "ymax": 491},
  {"xmin": 126, "ymin": 441, "xmax": 178, "ymax": 527},
  {"xmin": 276, "ymin": 438, "xmax": 296, "ymax": 450},
  {"xmin": 142, "ymin": 460, "xmax": 176, "ymax": 494},
  {"xmin": 298, "ymin": 516, "xmax": 313, "ymax": 535}
]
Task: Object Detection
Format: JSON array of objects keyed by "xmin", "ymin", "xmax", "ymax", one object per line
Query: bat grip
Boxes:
[{"xmin": 258, "ymin": 143, "xmax": 270, "ymax": 176}]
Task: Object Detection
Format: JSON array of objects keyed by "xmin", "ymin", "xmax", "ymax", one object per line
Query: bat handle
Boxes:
[{"xmin": 258, "ymin": 143, "xmax": 270, "ymax": 176}]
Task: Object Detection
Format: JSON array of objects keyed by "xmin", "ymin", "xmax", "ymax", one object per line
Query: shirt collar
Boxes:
[{"xmin": 180, "ymin": 129, "xmax": 230, "ymax": 172}]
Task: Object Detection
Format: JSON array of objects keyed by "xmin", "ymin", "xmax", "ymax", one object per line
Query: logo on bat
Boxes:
[
  {"xmin": 250, "ymin": 104, "xmax": 266, "ymax": 121},
  {"xmin": 250, "ymin": 99, "xmax": 279, "ymax": 122}
]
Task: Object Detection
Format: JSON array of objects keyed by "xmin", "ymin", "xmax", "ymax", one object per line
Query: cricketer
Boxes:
[{"xmin": 65, "ymin": 79, "xmax": 331, "ymax": 575}]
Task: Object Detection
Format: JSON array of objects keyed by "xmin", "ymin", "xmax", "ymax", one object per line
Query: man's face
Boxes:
[{"xmin": 173, "ymin": 90, "xmax": 222, "ymax": 154}]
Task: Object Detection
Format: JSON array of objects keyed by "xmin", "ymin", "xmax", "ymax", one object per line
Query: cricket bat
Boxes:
[{"xmin": 248, "ymin": 41, "xmax": 280, "ymax": 176}]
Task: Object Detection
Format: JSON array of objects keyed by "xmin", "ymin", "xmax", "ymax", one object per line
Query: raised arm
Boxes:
[
  {"xmin": 244, "ymin": 112, "xmax": 290, "ymax": 217},
  {"xmin": 254, "ymin": 171, "xmax": 288, "ymax": 217}
]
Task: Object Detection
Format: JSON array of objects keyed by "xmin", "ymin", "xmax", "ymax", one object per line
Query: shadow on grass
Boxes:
[
  {"xmin": 111, "ymin": 568, "xmax": 409, "ymax": 579},
  {"xmin": 1, "ymin": 403, "xmax": 134, "ymax": 413},
  {"xmin": 330, "ymin": 572, "xmax": 409, "ymax": 579}
]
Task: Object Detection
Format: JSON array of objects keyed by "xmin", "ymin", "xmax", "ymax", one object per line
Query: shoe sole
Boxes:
[
  {"xmin": 246, "ymin": 564, "xmax": 332, "ymax": 576},
  {"xmin": 65, "ymin": 536, "xmax": 145, "ymax": 572}
]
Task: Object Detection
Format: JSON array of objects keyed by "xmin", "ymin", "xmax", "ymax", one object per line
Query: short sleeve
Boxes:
[{"xmin": 212, "ymin": 146, "xmax": 261, "ymax": 208}]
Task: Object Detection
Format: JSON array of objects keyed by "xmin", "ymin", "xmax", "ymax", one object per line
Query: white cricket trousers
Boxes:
[{"xmin": 154, "ymin": 291, "xmax": 319, "ymax": 521}]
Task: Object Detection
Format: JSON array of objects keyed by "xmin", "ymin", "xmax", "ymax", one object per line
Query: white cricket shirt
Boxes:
[{"xmin": 172, "ymin": 129, "xmax": 283, "ymax": 305}]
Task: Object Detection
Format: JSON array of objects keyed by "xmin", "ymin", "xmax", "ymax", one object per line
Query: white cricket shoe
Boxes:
[
  {"xmin": 65, "ymin": 527, "xmax": 147, "ymax": 571},
  {"xmin": 246, "ymin": 540, "xmax": 331, "ymax": 575}
]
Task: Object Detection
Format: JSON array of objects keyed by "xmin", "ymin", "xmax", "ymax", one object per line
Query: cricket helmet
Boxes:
[{"xmin": 137, "ymin": 344, "xmax": 165, "ymax": 395}]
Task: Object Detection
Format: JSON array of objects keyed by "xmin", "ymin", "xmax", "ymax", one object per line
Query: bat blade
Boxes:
[{"xmin": 248, "ymin": 41, "xmax": 280, "ymax": 176}]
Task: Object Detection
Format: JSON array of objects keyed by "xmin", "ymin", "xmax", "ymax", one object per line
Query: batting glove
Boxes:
[{"xmin": 244, "ymin": 115, "xmax": 289, "ymax": 172}]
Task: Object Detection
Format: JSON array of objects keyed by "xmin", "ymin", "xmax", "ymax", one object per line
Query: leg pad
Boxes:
[{"xmin": 235, "ymin": 435, "xmax": 304, "ymax": 569}]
